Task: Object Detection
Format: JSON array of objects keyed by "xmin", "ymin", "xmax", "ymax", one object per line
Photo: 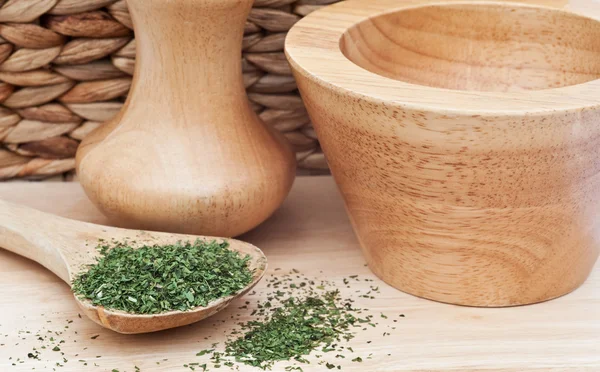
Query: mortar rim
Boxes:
[{"xmin": 285, "ymin": 0, "xmax": 600, "ymax": 116}]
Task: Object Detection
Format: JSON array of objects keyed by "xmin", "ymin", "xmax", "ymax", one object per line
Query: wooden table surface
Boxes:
[{"xmin": 0, "ymin": 177, "xmax": 598, "ymax": 372}]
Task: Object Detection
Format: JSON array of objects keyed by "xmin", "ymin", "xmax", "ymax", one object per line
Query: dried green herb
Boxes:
[
  {"xmin": 222, "ymin": 290, "xmax": 358, "ymax": 370},
  {"xmin": 182, "ymin": 270, "xmax": 403, "ymax": 370},
  {"xmin": 72, "ymin": 240, "xmax": 253, "ymax": 314}
]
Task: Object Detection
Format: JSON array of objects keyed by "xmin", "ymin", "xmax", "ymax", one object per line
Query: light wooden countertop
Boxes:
[{"xmin": 0, "ymin": 177, "xmax": 598, "ymax": 372}]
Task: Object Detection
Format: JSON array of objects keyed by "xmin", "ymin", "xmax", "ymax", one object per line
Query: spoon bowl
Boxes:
[{"xmin": 0, "ymin": 199, "xmax": 267, "ymax": 334}]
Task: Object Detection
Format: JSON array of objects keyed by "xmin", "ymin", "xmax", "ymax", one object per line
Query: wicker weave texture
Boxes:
[{"xmin": 0, "ymin": 0, "xmax": 338, "ymax": 181}]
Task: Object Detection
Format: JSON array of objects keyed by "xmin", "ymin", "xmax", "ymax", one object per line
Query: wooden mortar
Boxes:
[
  {"xmin": 76, "ymin": 0, "xmax": 296, "ymax": 237},
  {"xmin": 286, "ymin": 0, "xmax": 600, "ymax": 306}
]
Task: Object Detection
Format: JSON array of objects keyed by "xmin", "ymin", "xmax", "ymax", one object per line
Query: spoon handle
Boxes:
[{"xmin": 0, "ymin": 199, "xmax": 73, "ymax": 283}]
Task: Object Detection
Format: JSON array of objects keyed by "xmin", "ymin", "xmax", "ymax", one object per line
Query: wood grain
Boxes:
[
  {"xmin": 286, "ymin": 0, "xmax": 600, "ymax": 306},
  {"xmin": 0, "ymin": 178, "xmax": 598, "ymax": 371},
  {"xmin": 76, "ymin": 0, "xmax": 296, "ymax": 238},
  {"xmin": 340, "ymin": 3, "xmax": 600, "ymax": 92}
]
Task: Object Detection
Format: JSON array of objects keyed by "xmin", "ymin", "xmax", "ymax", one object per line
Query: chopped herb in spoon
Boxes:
[{"xmin": 72, "ymin": 240, "xmax": 253, "ymax": 314}]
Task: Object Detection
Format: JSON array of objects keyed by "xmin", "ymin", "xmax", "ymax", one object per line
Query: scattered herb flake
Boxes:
[{"xmin": 221, "ymin": 290, "xmax": 358, "ymax": 370}]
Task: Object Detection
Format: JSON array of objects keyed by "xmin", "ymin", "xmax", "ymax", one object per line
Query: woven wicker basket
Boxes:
[{"xmin": 0, "ymin": 0, "xmax": 338, "ymax": 181}]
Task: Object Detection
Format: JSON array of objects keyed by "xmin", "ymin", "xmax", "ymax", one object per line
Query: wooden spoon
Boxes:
[{"xmin": 0, "ymin": 199, "xmax": 267, "ymax": 334}]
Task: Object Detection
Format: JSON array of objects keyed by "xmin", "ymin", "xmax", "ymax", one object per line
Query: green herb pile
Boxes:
[
  {"xmin": 186, "ymin": 270, "xmax": 400, "ymax": 371},
  {"xmin": 72, "ymin": 240, "xmax": 254, "ymax": 314},
  {"xmin": 223, "ymin": 290, "xmax": 357, "ymax": 369}
]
